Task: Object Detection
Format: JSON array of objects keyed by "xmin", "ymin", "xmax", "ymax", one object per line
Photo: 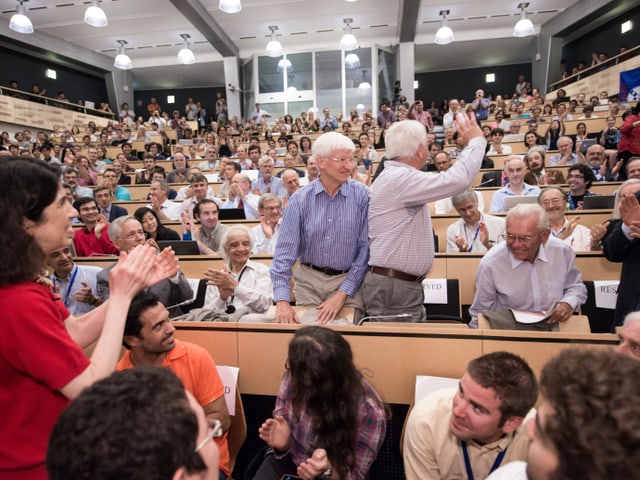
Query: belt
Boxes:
[
  {"xmin": 369, "ymin": 266, "xmax": 424, "ymax": 283},
  {"xmin": 302, "ymin": 263, "xmax": 348, "ymax": 276}
]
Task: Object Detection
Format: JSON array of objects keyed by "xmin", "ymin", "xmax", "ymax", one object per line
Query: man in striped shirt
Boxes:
[{"xmin": 271, "ymin": 132, "xmax": 369, "ymax": 324}]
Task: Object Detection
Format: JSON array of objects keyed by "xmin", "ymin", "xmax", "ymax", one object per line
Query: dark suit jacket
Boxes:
[
  {"xmin": 480, "ymin": 170, "xmax": 504, "ymax": 187},
  {"xmin": 97, "ymin": 265, "xmax": 193, "ymax": 317},
  {"xmin": 602, "ymin": 218, "xmax": 640, "ymax": 328},
  {"xmin": 108, "ymin": 204, "xmax": 128, "ymax": 222}
]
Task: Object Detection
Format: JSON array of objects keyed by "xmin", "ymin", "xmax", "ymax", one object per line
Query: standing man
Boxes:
[
  {"xmin": 471, "ymin": 89, "xmax": 490, "ymax": 123},
  {"xmin": 249, "ymin": 102, "xmax": 272, "ymax": 124},
  {"xmin": 319, "ymin": 108, "xmax": 339, "ymax": 131},
  {"xmin": 403, "ymin": 351, "xmax": 537, "ymax": 480},
  {"xmin": 376, "ymin": 102, "xmax": 396, "ymax": 128},
  {"xmin": 116, "ymin": 291, "xmax": 231, "ymax": 480},
  {"xmin": 47, "ymin": 246, "xmax": 103, "ymax": 315},
  {"xmin": 443, "ymin": 98, "xmax": 460, "ymax": 130},
  {"xmin": 73, "ymin": 197, "xmax": 119, "ymax": 257},
  {"xmin": 363, "ymin": 114, "xmax": 485, "ymax": 321},
  {"xmin": 271, "ymin": 132, "xmax": 369, "ymax": 324}
]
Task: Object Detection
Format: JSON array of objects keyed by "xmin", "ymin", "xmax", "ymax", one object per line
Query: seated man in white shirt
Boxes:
[
  {"xmin": 547, "ymin": 136, "xmax": 583, "ymax": 166},
  {"xmin": 468, "ymin": 203, "xmax": 587, "ymax": 328},
  {"xmin": 146, "ymin": 180, "xmax": 182, "ymax": 221},
  {"xmin": 434, "ymin": 153, "xmax": 485, "ymax": 214},
  {"xmin": 447, "ymin": 189, "xmax": 505, "ymax": 252},
  {"xmin": 223, "ymin": 173, "xmax": 259, "ymax": 219},
  {"xmin": 251, "ymin": 193, "xmax": 282, "ymax": 254},
  {"xmin": 403, "ymin": 351, "xmax": 538, "ymax": 480},
  {"xmin": 489, "ymin": 156, "xmax": 541, "ymax": 212}
]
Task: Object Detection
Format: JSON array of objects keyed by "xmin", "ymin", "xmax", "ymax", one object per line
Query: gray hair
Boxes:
[
  {"xmin": 258, "ymin": 155, "xmax": 274, "ymax": 167},
  {"xmin": 506, "ymin": 203, "xmax": 548, "ymax": 232},
  {"xmin": 451, "ymin": 189, "xmax": 478, "ymax": 208},
  {"xmin": 258, "ymin": 193, "xmax": 281, "ymax": 209},
  {"xmin": 384, "ymin": 120, "xmax": 427, "ymax": 162},
  {"xmin": 623, "ymin": 311, "xmax": 640, "ymax": 326},
  {"xmin": 108, "ymin": 215, "xmax": 138, "ymax": 240},
  {"xmin": 613, "ymin": 179, "xmax": 640, "ymax": 219},
  {"xmin": 220, "ymin": 225, "xmax": 254, "ymax": 260},
  {"xmin": 311, "ymin": 131, "xmax": 355, "ymax": 159}
]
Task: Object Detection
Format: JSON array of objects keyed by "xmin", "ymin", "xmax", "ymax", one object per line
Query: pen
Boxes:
[{"xmin": 556, "ymin": 226, "xmax": 567, "ymax": 236}]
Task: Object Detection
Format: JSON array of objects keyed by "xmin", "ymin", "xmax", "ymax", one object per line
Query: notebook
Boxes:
[{"xmin": 503, "ymin": 195, "xmax": 539, "ymax": 211}]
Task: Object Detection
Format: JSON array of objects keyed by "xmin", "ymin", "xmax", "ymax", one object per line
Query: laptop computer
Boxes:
[
  {"xmin": 157, "ymin": 240, "xmax": 200, "ymax": 255},
  {"xmin": 503, "ymin": 195, "xmax": 539, "ymax": 211},
  {"xmin": 582, "ymin": 195, "xmax": 615, "ymax": 210},
  {"xmin": 218, "ymin": 208, "xmax": 246, "ymax": 220}
]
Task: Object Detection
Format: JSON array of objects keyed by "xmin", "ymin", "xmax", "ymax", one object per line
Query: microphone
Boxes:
[{"xmin": 476, "ymin": 177, "xmax": 497, "ymax": 187}]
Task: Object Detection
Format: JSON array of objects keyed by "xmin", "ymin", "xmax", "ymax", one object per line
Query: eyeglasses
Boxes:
[
  {"xmin": 262, "ymin": 206, "xmax": 281, "ymax": 211},
  {"xmin": 567, "ymin": 174, "xmax": 585, "ymax": 179},
  {"xmin": 195, "ymin": 419, "xmax": 222, "ymax": 453},
  {"xmin": 328, "ymin": 157, "xmax": 355, "ymax": 165},
  {"xmin": 502, "ymin": 233, "xmax": 540, "ymax": 245}
]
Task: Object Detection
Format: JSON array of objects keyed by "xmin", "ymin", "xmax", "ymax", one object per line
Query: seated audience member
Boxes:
[
  {"xmin": 585, "ymin": 144, "xmax": 618, "ymax": 181},
  {"xmin": 256, "ymin": 326, "xmax": 386, "ymax": 479},
  {"xmin": 538, "ymin": 187, "xmax": 593, "ymax": 251},
  {"xmin": 94, "ymin": 185, "xmax": 127, "ymax": 222},
  {"xmin": 276, "ymin": 153, "xmax": 305, "ymax": 178},
  {"xmin": 147, "ymin": 179, "xmax": 182, "ymax": 221},
  {"xmin": 403, "ymin": 351, "xmax": 537, "ymax": 480},
  {"xmin": 548, "ymin": 136, "xmax": 583, "ymax": 166},
  {"xmin": 252, "ymin": 156, "xmax": 284, "ymax": 196},
  {"xmin": 111, "ymin": 158, "xmax": 132, "ymax": 185},
  {"xmin": 616, "ymin": 311, "xmax": 640, "ymax": 360},
  {"xmin": 191, "ymin": 199, "xmax": 228, "ymax": 255},
  {"xmin": 166, "ymin": 153, "xmax": 190, "ymax": 184},
  {"xmin": 566, "ymin": 164, "xmax": 598, "ymax": 210},
  {"xmin": 523, "ymin": 146, "xmax": 566, "ymax": 186},
  {"xmin": 487, "ymin": 128, "xmax": 512, "ymax": 155},
  {"xmin": 202, "ymin": 226, "xmax": 273, "ymax": 322},
  {"xmin": 63, "ymin": 168, "xmax": 93, "ymax": 200},
  {"xmin": 447, "ymin": 189, "xmax": 505, "ymax": 252},
  {"xmin": 133, "ymin": 207, "xmax": 180, "ymax": 243},
  {"xmin": 73, "ymin": 197, "xmax": 119, "ymax": 257},
  {"xmin": 252, "ymin": 193, "xmax": 283, "ymax": 254},
  {"xmin": 626, "ymin": 157, "xmax": 640, "ymax": 180},
  {"xmin": 136, "ymin": 154, "xmax": 157, "ymax": 185},
  {"xmin": 116, "ymin": 292, "xmax": 231, "ymax": 479},
  {"xmin": 179, "ymin": 173, "xmax": 220, "ymax": 219},
  {"xmin": 602, "ymin": 179, "xmax": 640, "ymax": 327},
  {"xmin": 223, "ymin": 173, "xmax": 259, "ymax": 219},
  {"xmin": 175, "ymin": 167, "xmax": 216, "ymax": 201},
  {"xmin": 469, "ymin": 203, "xmax": 587, "ymax": 328},
  {"xmin": 98, "ymin": 216, "xmax": 192, "ymax": 316},
  {"xmin": 102, "ymin": 167, "xmax": 131, "ymax": 201},
  {"xmin": 46, "ymin": 367, "xmax": 220, "ymax": 480},
  {"xmin": 487, "ymin": 349, "xmax": 640, "ymax": 480},
  {"xmin": 280, "ymin": 168, "xmax": 301, "ymax": 208},
  {"xmin": 489, "ymin": 156, "xmax": 541, "ymax": 212},
  {"xmin": 218, "ymin": 160, "xmax": 241, "ymax": 200},
  {"xmin": 306, "ymin": 156, "xmax": 319, "ymax": 182},
  {"xmin": 599, "ymin": 115, "xmax": 621, "ymax": 166},
  {"xmin": 120, "ymin": 142, "xmax": 138, "ymax": 162},
  {"xmin": 552, "ymin": 103, "xmax": 572, "ymax": 122},
  {"xmin": 433, "ymin": 152, "xmax": 485, "ymax": 214},
  {"xmin": 199, "ymin": 146, "xmax": 219, "ymax": 172},
  {"xmin": 47, "ymin": 246, "xmax": 103, "ymax": 315},
  {"xmin": 502, "ymin": 120, "xmax": 525, "ymax": 143}
]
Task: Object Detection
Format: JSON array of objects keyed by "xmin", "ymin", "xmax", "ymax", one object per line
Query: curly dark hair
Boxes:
[
  {"xmin": 467, "ymin": 351, "xmax": 538, "ymax": 425},
  {"xmin": 541, "ymin": 348, "xmax": 640, "ymax": 480},
  {"xmin": 287, "ymin": 326, "xmax": 383, "ymax": 478},
  {"xmin": 47, "ymin": 367, "xmax": 207, "ymax": 480},
  {"xmin": 0, "ymin": 156, "xmax": 60, "ymax": 285}
]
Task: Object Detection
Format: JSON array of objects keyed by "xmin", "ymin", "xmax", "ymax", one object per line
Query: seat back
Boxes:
[
  {"xmin": 424, "ymin": 278, "xmax": 462, "ymax": 321},
  {"xmin": 581, "ymin": 280, "xmax": 616, "ymax": 333}
]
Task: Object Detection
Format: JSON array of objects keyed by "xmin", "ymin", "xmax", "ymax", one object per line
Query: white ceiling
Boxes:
[{"xmin": 0, "ymin": 0, "xmax": 583, "ymax": 89}]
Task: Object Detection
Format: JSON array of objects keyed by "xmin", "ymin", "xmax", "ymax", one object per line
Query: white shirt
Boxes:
[
  {"xmin": 435, "ymin": 190, "xmax": 485, "ymax": 215},
  {"xmin": 223, "ymin": 193, "xmax": 259, "ymax": 219},
  {"xmin": 50, "ymin": 264, "xmax": 102, "ymax": 316},
  {"xmin": 146, "ymin": 199, "xmax": 182, "ymax": 221},
  {"xmin": 446, "ymin": 214, "xmax": 505, "ymax": 252},
  {"xmin": 251, "ymin": 221, "xmax": 281, "ymax": 254}
]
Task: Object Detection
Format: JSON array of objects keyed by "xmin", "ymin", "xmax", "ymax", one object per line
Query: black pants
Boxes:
[{"xmin": 247, "ymin": 448, "xmax": 298, "ymax": 480}]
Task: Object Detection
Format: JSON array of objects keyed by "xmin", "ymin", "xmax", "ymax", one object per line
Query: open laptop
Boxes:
[
  {"xmin": 503, "ymin": 195, "xmax": 539, "ymax": 211},
  {"xmin": 157, "ymin": 240, "xmax": 200, "ymax": 255},
  {"xmin": 582, "ymin": 195, "xmax": 615, "ymax": 210},
  {"xmin": 218, "ymin": 208, "xmax": 246, "ymax": 220}
]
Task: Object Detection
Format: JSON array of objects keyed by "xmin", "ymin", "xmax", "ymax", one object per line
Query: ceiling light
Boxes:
[
  {"xmin": 10, "ymin": 1, "xmax": 33, "ymax": 34},
  {"xmin": 434, "ymin": 10, "xmax": 454, "ymax": 45},
  {"xmin": 345, "ymin": 53, "xmax": 360, "ymax": 69},
  {"xmin": 177, "ymin": 34, "xmax": 196, "ymax": 64},
  {"xmin": 277, "ymin": 58, "xmax": 292, "ymax": 73},
  {"xmin": 114, "ymin": 40, "xmax": 132, "ymax": 70},
  {"xmin": 84, "ymin": 0, "xmax": 107, "ymax": 27},
  {"xmin": 513, "ymin": 3, "xmax": 534, "ymax": 37},
  {"xmin": 266, "ymin": 26, "xmax": 283, "ymax": 58},
  {"xmin": 340, "ymin": 18, "xmax": 359, "ymax": 51},
  {"xmin": 358, "ymin": 70, "xmax": 371, "ymax": 92},
  {"xmin": 219, "ymin": 0, "xmax": 241, "ymax": 13}
]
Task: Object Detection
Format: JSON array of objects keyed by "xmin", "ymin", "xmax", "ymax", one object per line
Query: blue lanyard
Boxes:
[
  {"xmin": 60, "ymin": 265, "xmax": 79, "ymax": 307},
  {"xmin": 461, "ymin": 440, "xmax": 508, "ymax": 480},
  {"xmin": 568, "ymin": 195, "xmax": 577, "ymax": 210},
  {"xmin": 464, "ymin": 216, "xmax": 483, "ymax": 252}
]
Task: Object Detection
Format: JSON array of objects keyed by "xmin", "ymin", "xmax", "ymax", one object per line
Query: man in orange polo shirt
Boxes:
[{"xmin": 117, "ymin": 291, "xmax": 231, "ymax": 480}]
